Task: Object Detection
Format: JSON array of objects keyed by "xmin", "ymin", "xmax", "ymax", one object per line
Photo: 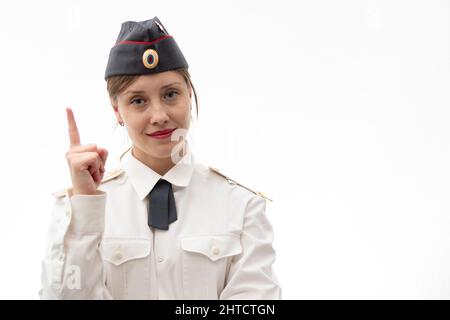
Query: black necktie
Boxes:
[{"xmin": 147, "ymin": 179, "xmax": 178, "ymax": 230}]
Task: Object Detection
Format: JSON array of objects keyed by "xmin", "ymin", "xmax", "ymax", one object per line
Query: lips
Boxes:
[
  {"xmin": 147, "ymin": 128, "xmax": 177, "ymax": 137},
  {"xmin": 148, "ymin": 128, "xmax": 176, "ymax": 136}
]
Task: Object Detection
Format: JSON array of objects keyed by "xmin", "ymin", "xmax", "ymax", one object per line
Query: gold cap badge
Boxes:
[{"xmin": 142, "ymin": 49, "xmax": 159, "ymax": 69}]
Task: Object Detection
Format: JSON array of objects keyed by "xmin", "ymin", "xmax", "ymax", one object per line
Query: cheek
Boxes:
[
  {"xmin": 171, "ymin": 105, "xmax": 191, "ymax": 126},
  {"xmin": 124, "ymin": 114, "xmax": 146, "ymax": 133}
]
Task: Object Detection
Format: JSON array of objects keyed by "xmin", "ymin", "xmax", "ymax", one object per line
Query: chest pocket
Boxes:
[
  {"xmin": 100, "ymin": 238, "xmax": 151, "ymax": 299},
  {"xmin": 180, "ymin": 233, "xmax": 242, "ymax": 299}
]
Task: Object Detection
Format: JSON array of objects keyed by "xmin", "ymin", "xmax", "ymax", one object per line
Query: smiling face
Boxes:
[{"xmin": 111, "ymin": 71, "xmax": 192, "ymax": 166}]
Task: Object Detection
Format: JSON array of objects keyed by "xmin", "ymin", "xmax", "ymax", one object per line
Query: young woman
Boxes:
[{"xmin": 40, "ymin": 16, "xmax": 281, "ymax": 300}]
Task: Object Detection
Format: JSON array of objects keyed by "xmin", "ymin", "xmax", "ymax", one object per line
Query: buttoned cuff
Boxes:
[{"xmin": 67, "ymin": 190, "xmax": 107, "ymax": 234}]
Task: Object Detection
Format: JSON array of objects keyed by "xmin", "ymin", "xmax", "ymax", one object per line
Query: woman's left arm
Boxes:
[{"xmin": 219, "ymin": 195, "xmax": 282, "ymax": 299}]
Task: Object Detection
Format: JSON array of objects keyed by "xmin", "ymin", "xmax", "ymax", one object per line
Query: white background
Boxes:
[{"xmin": 0, "ymin": 0, "xmax": 449, "ymax": 299}]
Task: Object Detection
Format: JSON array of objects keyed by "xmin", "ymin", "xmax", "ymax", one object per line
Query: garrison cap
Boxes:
[{"xmin": 104, "ymin": 16, "xmax": 188, "ymax": 80}]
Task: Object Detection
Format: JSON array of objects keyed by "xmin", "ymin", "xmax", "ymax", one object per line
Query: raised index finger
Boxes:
[{"xmin": 66, "ymin": 107, "xmax": 81, "ymax": 148}]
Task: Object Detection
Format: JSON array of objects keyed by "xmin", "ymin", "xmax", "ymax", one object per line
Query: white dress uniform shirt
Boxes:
[{"xmin": 40, "ymin": 147, "xmax": 281, "ymax": 300}]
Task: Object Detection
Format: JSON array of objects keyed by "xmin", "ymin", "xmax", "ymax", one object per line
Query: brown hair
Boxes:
[{"xmin": 106, "ymin": 68, "xmax": 199, "ymax": 128}]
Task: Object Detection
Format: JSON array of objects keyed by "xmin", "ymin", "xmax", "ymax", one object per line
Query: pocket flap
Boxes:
[
  {"xmin": 181, "ymin": 234, "xmax": 242, "ymax": 262},
  {"xmin": 100, "ymin": 239, "xmax": 151, "ymax": 266}
]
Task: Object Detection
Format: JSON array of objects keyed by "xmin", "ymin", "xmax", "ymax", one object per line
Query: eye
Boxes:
[
  {"xmin": 165, "ymin": 90, "xmax": 179, "ymax": 100},
  {"xmin": 130, "ymin": 97, "xmax": 145, "ymax": 106}
]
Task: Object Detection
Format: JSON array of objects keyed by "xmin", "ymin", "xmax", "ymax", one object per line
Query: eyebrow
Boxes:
[{"xmin": 124, "ymin": 82, "xmax": 183, "ymax": 95}]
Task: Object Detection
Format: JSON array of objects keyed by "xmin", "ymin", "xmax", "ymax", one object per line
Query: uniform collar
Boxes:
[{"xmin": 122, "ymin": 145, "xmax": 195, "ymax": 200}]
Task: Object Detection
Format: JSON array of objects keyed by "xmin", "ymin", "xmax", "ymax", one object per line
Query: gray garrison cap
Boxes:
[{"xmin": 104, "ymin": 16, "xmax": 188, "ymax": 80}]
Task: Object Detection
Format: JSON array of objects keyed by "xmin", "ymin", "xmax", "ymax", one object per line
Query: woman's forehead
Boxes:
[{"xmin": 129, "ymin": 71, "xmax": 183, "ymax": 90}]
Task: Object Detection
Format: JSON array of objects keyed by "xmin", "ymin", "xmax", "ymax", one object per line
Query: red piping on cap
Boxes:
[{"xmin": 115, "ymin": 35, "xmax": 172, "ymax": 46}]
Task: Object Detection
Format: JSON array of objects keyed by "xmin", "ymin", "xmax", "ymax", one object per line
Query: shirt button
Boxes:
[
  {"xmin": 158, "ymin": 256, "xmax": 164, "ymax": 263},
  {"xmin": 212, "ymin": 246, "xmax": 220, "ymax": 256},
  {"xmin": 59, "ymin": 253, "xmax": 65, "ymax": 261},
  {"xmin": 114, "ymin": 250, "xmax": 123, "ymax": 261}
]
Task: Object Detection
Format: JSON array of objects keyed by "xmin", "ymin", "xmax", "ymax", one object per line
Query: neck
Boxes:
[{"xmin": 132, "ymin": 142, "xmax": 188, "ymax": 176}]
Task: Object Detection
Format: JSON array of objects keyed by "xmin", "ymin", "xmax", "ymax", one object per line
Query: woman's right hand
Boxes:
[{"xmin": 65, "ymin": 107, "xmax": 108, "ymax": 195}]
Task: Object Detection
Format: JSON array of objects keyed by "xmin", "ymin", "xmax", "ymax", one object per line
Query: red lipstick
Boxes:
[{"xmin": 146, "ymin": 128, "xmax": 177, "ymax": 139}]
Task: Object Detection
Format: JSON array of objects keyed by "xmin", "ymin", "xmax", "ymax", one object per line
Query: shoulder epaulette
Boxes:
[
  {"xmin": 209, "ymin": 166, "xmax": 273, "ymax": 202},
  {"xmin": 51, "ymin": 168, "xmax": 125, "ymax": 198}
]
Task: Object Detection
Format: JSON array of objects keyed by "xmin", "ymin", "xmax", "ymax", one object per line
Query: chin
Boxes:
[{"xmin": 149, "ymin": 142, "xmax": 179, "ymax": 158}]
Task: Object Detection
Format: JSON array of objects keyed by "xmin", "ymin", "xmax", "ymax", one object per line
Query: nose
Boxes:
[{"xmin": 148, "ymin": 102, "xmax": 170, "ymax": 125}]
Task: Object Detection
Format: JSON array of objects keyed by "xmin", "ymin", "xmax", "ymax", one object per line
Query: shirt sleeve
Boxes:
[
  {"xmin": 219, "ymin": 195, "xmax": 282, "ymax": 300},
  {"xmin": 39, "ymin": 188, "xmax": 113, "ymax": 300}
]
